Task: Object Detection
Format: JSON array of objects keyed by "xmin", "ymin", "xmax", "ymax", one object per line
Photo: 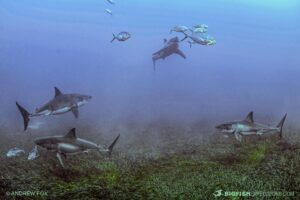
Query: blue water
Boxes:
[{"xmin": 0, "ymin": 0, "xmax": 300, "ymax": 129}]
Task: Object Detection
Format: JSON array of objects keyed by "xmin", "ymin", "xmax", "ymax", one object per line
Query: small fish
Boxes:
[
  {"xmin": 106, "ymin": 0, "xmax": 115, "ymax": 5},
  {"xmin": 191, "ymin": 27, "xmax": 207, "ymax": 34},
  {"xmin": 193, "ymin": 24, "xmax": 208, "ymax": 29},
  {"xmin": 28, "ymin": 146, "xmax": 39, "ymax": 160},
  {"xmin": 170, "ymin": 26, "xmax": 189, "ymax": 34},
  {"xmin": 6, "ymin": 147, "xmax": 25, "ymax": 158},
  {"xmin": 105, "ymin": 8, "xmax": 113, "ymax": 15},
  {"xmin": 111, "ymin": 32, "xmax": 131, "ymax": 43},
  {"xmin": 182, "ymin": 33, "xmax": 216, "ymax": 47}
]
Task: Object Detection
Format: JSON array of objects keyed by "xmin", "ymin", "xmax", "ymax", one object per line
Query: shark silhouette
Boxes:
[
  {"xmin": 216, "ymin": 112, "xmax": 287, "ymax": 141},
  {"xmin": 16, "ymin": 87, "xmax": 92, "ymax": 131},
  {"xmin": 34, "ymin": 128, "xmax": 120, "ymax": 168},
  {"xmin": 152, "ymin": 37, "xmax": 186, "ymax": 70}
]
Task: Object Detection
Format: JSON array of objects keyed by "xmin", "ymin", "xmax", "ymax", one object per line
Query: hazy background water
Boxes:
[{"xmin": 0, "ymin": 0, "xmax": 300, "ymax": 133}]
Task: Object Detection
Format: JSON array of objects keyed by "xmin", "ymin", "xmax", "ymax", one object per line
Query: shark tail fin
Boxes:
[
  {"xmin": 276, "ymin": 114, "xmax": 287, "ymax": 139},
  {"xmin": 110, "ymin": 34, "xmax": 116, "ymax": 43},
  {"xmin": 107, "ymin": 134, "xmax": 120, "ymax": 155},
  {"xmin": 16, "ymin": 102, "xmax": 30, "ymax": 131}
]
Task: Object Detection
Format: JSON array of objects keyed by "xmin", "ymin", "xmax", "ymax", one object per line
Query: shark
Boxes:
[
  {"xmin": 152, "ymin": 37, "xmax": 186, "ymax": 70},
  {"xmin": 34, "ymin": 128, "xmax": 120, "ymax": 168},
  {"xmin": 216, "ymin": 112, "xmax": 287, "ymax": 142},
  {"xmin": 16, "ymin": 87, "xmax": 92, "ymax": 131}
]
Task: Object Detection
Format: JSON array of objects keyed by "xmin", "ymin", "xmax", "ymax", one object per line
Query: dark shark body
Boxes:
[
  {"xmin": 152, "ymin": 37, "xmax": 186, "ymax": 69},
  {"xmin": 16, "ymin": 87, "xmax": 92, "ymax": 131},
  {"xmin": 216, "ymin": 112, "xmax": 287, "ymax": 142},
  {"xmin": 34, "ymin": 128, "xmax": 120, "ymax": 168}
]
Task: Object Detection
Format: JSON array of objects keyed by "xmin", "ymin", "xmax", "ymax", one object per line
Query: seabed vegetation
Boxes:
[{"xmin": 0, "ymin": 123, "xmax": 299, "ymax": 200}]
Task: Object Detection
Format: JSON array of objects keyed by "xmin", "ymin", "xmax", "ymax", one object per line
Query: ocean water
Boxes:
[
  {"xmin": 0, "ymin": 0, "xmax": 300, "ymax": 130},
  {"xmin": 1, "ymin": 1, "xmax": 300, "ymax": 199}
]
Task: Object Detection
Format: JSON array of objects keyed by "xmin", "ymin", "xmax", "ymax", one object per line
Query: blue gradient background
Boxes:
[{"xmin": 0, "ymin": 0, "xmax": 300, "ymax": 130}]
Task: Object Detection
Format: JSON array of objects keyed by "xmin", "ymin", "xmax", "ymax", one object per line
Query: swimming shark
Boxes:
[
  {"xmin": 216, "ymin": 112, "xmax": 287, "ymax": 142},
  {"xmin": 152, "ymin": 37, "xmax": 186, "ymax": 70},
  {"xmin": 34, "ymin": 128, "xmax": 120, "ymax": 168},
  {"xmin": 16, "ymin": 87, "xmax": 92, "ymax": 131}
]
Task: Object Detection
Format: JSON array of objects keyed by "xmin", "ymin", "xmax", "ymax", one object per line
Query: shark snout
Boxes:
[
  {"xmin": 215, "ymin": 123, "xmax": 232, "ymax": 132},
  {"xmin": 215, "ymin": 124, "xmax": 225, "ymax": 130},
  {"xmin": 81, "ymin": 95, "xmax": 92, "ymax": 103}
]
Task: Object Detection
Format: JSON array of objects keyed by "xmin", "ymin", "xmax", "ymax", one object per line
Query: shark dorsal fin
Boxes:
[
  {"xmin": 65, "ymin": 128, "xmax": 76, "ymax": 139},
  {"xmin": 245, "ymin": 111, "xmax": 254, "ymax": 123},
  {"xmin": 54, "ymin": 87, "xmax": 63, "ymax": 97}
]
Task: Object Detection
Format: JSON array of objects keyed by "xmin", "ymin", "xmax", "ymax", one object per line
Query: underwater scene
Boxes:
[{"xmin": 0, "ymin": 0, "xmax": 300, "ymax": 199}]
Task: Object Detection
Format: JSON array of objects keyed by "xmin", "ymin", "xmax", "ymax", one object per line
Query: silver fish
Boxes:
[
  {"xmin": 6, "ymin": 147, "xmax": 25, "ymax": 158},
  {"xmin": 111, "ymin": 32, "xmax": 131, "ymax": 43},
  {"xmin": 105, "ymin": 8, "xmax": 113, "ymax": 15},
  {"xmin": 106, "ymin": 0, "xmax": 115, "ymax": 5},
  {"xmin": 28, "ymin": 146, "xmax": 39, "ymax": 160}
]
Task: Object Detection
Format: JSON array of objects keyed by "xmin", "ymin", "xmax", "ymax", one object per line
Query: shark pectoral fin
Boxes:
[
  {"xmin": 56, "ymin": 153, "xmax": 65, "ymax": 168},
  {"xmin": 234, "ymin": 131, "xmax": 242, "ymax": 142},
  {"xmin": 174, "ymin": 49, "xmax": 186, "ymax": 59},
  {"xmin": 71, "ymin": 107, "xmax": 79, "ymax": 118}
]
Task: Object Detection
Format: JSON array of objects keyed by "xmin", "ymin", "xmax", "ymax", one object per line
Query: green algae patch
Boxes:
[
  {"xmin": 1, "ymin": 130, "xmax": 299, "ymax": 200},
  {"xmin": 248, "ymin": 144, "xmax": 268, "ymax": 164}
]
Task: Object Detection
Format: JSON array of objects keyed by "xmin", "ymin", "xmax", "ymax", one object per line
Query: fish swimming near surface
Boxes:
[
  {"xmin": 106, "ymin": 0, "xmax": 115, "ymax": 5},
  {"xmin": 105, "ymin": 8, "xmax": 113, "ymax": 15},
  {"xmin": 152, "ymin": 37, "xmax": 186, "ymax": 70},
  {"xmin": 111, "ymin": 32, "xmax": 131, "ymax": 43},
  {"xmin": 34, "ymin": 128, "xmax": 120, "ymax": 168},
  {"xmin": 16, "ymin": 87, "xmax": 92, "ymax": 131},
  {"xmin": 216, "ymin": 112, "xmax": 287, "ymax": 142}
]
